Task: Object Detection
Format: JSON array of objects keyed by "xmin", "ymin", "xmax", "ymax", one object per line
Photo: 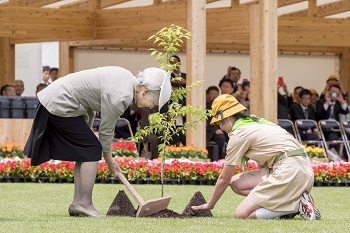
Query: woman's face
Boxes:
[
  {"xmin": 136, "ymin": 89, "xmax": 158, "ymax": 108},
  {"xmin": 215, "ymin": 117, "xmax": 234, "ymax": 134}
]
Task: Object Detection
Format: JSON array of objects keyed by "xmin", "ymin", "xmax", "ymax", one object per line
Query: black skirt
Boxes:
[{"xmin": 24, "ymin": 104, "xmax": 102, "ymax": 166}]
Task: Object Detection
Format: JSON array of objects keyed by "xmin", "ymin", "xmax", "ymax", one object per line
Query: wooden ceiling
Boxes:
[{"xmin": 0, "ymin": 0, "xmax": 350, "ymax": 53}]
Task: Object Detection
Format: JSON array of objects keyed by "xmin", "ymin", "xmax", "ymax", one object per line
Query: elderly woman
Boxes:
[
  {"xmin": 24, "ymin": 66, "xmax": 171, "ymax": 217},
  {"xmin": 192, "ymin": 94, "xmax": 320, "ymax": 220}
]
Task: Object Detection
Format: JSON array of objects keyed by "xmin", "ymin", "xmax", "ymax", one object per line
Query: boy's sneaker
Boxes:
[{"xmin": 298, "ymin": 191, "xmax": 321, "ymax": 220}]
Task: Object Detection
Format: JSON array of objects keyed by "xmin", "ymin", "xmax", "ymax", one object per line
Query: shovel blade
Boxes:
[{"xmin": 136, "ymin": 196, "xmax": 172, "ymax": 217}]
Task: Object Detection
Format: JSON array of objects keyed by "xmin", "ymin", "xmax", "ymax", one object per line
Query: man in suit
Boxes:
[
  {"xmin": 316, "ymin": 85, "xmax": 348, "ymax": 122},
  {"xmin": 291, "ymin": 89, "xmax": 317, "ymax": 122},
  {"xmin": 290, "ymin": 89, "xmax": 318, "ymax": 140},
  {"xmin": 316, "ymin": 84, "xmax": 348, "ymax": 156}
]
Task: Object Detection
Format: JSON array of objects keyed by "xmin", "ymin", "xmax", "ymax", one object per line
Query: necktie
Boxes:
[
  {"xmin": 304, "ymin": 108, "xmax": 308, "ymax": 119},
  {"xmin": 329, "ymin": 103, "xmax": 335, "ymax": 119}
]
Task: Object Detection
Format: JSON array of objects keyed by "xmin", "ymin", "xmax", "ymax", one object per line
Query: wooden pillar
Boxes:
[
  {"xmin": 0, "ymin": 38, "xmax": 15, "ymax": 87},
  {"xmin": 308, "ymin": 0, "xmax": 317, "ymax": 17},
  {"xmin": 339, "ymin": 48, "xmax": 350, "ymax": 93},
  {"xmin": 59, "ymin": 42, "xmax": 74, "ymax": 77},
  {"xmin": 186, "ymin": 0, "xmax": 206, "ymax": 149},
  {"xmin": 249, "ymin": 0, "xmax": 278, "ymax": 123}
]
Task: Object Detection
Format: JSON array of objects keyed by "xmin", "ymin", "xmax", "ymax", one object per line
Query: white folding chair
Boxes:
[
  {"xmin": 294, "ymin": 119, "xmax": 325, "ymax": 149},
  {"xmin": 277, "ymin": 119, "xmax": 297, "ymax": 138},
  {"xmin": 318, "ymin": 119, "xmax": 348, "ymax": 161}
]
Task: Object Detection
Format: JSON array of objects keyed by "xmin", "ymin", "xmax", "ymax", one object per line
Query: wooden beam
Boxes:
[
  {"xmin": 317, "ymin": 0, "xmax": 350, "ymax": 17},
  {"xmin": 186, "ymin": 0, "xmax": 206, "ymax": 149},
  {"xmin": 0, "ymin": 37, "xmax": 15, "ymax": 87},
  {"xmin": 308, "ymin": 0, "xmax": 316, "ymax": 17},
  {"xmin": 153, "ymin": 0, "xmax": 161, "ymax": 5},
  {"xmin": 95, "ymin": 1, "xmax": 187, "ymax": 41},
  {"xmin": 206, "ymin": 0, "xmax": 220, "ymax": 3},
  {"xmin": 60, "ymin": 0, "xmax": 92, "ymax": 9},
  {"xmin": 231, "ymin": 0, "xmax": 239, "ymax": 7},
  {"xmin": 9, "ymin": 0, "xmax": 18, "ymax": 6},
  {"xmin": 250, "ymin": 0, "xmax": 278, "ymax": 122},
  {"xmin": 284, "ymin": 0, "xmax": 350, "ymax": 17},
  {"xmin": 277, "ymin": 0, "xmax": 305, "ymax": 7},
  {"xmin": 100, "ymin": 0, "xmax": 130, "ymax": 8},
  {"xmin": 278, "ymin": 17, "xmax": 350, "ymax": 47},
  {"xmin": 340, "ymin": 48, "xmax": 350, "ymax": 93},
  {"xmin": 17, "ymin": 0, "xmax": 61, "ymax": 7},
  {"xmin": 0, "ymin": 7, "xmax": 94, "ymax": 40}
]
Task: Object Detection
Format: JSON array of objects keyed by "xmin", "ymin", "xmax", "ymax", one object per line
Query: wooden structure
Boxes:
[
  {"xmin": 0, "ymin": 119, "xmax": 32, "ymax": 146},
  {"xmin": 1, "ymin": 0, "xmax": 350, "ymax": 148}
]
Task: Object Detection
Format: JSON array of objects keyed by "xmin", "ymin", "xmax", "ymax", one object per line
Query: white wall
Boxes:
[
  {"xmin": 15, "ymin": 42, "xmax": 59, "ymax": 96},
  {"xmin": 75, "ymin": 48, "xmax": 339, "ymax": 95},
  {"xmin": 15, "ymin": 43, "xmax": 42, "ymax": 96}
]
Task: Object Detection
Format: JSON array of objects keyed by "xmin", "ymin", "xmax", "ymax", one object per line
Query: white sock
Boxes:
[{"xmin": 256, "ymin": 207, "xmax": 298, "ymax": 219}]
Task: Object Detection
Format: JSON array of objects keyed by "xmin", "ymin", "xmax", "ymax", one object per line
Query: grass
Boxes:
[{"xmin": 0, "ymin": 183, "xmax": 349, "ymax": 233}]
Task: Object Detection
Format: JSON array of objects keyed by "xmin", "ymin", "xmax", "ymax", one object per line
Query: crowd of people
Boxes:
[{"xmin": 277, "ymin": 75, "xmax": 349, "ymax": 161}]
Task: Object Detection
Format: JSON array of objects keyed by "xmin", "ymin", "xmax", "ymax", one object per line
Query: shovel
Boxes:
[{"xmin": 116, "ymin": 172, "xmax": 172, "ymax": 217}]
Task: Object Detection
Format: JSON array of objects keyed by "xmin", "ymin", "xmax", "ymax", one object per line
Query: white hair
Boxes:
[{"xmin": 136, "ymin": 67, "xmax": 166, "ymax": 91}]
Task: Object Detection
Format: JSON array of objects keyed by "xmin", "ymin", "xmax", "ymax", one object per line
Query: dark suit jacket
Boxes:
[
  {"xmin": 278, "ymin": 93, "xmax": 290, "ymax": 119},
  {"xmin": 290, "ymin": 103, "xmax": 317, "ymax": 122},
  {"xmin": 316, "ymin": 99, "xmax": 349, "ymax": 122}
]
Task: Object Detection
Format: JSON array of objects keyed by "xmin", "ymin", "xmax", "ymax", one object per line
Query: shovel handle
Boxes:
[{"xmin": 116, "ymin": 172, "xmax": 145, "ymax": 206}]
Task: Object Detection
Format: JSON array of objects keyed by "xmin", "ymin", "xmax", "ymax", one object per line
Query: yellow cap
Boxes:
[
  {"xmin": 327, "ymin": 75, "xmax": 338, "ymax": 82},
  {"xmin": 310, "ymin": 88, "xmax": 318, "ymax": 95},
  {"xmin": 210, "ymin": 94, "xmax": 247, "ymax": 125}
]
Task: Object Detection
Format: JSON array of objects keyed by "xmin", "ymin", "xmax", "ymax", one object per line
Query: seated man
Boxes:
[{"xmin": 290, "ymin": 89, "xmax": 319, "ymax": 141}]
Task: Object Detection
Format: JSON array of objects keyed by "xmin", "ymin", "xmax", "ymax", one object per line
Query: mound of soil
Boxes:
[
  {"xmin": 106, "ymin": 190, "xmax": 136, "ymax": 217},
  {"xmin": 182, "ymin": 191, "xmax": 213, "ymax": 217},
  {"xmin": 107, "ymin": 190, "xmax": 213, "ymax": 218}
]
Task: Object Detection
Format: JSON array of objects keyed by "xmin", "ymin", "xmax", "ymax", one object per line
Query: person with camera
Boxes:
[
  {"xmin": 316, "ymin": 85, "xmax": 348, "ymax": 160},
  {"xmin": 319, "ymin": 75, "xmax": 346, "ymax": 99},
  {"xmin": 316, "ymin": 85, "xmax": 348, "ymax": 122}
]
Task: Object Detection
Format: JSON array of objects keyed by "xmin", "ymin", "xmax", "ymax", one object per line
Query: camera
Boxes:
[
  {"xmin": 242, "ymin": 78, "xmax": 250, "ymax": 88},
  {"xmin": 330, "ymin": 92, "xmax": 337, "ymax": 98}
]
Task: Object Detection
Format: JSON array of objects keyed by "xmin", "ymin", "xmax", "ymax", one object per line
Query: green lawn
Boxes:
[{"xmin": 0, "ymin": 183, "xmax": 349, "ymax": 233}]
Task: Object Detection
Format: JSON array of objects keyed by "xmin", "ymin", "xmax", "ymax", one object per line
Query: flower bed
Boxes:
[
  {"xmin": 1, "ymin": 158, "xmax": 350, "ymax": 186},
  {"xmin": 111, "ymin": 140, "xmax": 138, "ymax": 158},
  {"xmin": 166, "ymin": 144, "xmax": 209, "ymax": 160}
]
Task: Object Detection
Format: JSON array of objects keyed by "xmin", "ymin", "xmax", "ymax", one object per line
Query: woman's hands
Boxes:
[
  {"xmin": 191, "ymin": 203, "xmax": 214, "ymax": 211},
  {"xmin": 103, "ymin": 152, "xmax": 123, "ymax": 176}
]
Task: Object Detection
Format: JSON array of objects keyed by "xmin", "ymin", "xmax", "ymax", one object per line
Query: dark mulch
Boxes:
[
  {"xmin": 106, "ymin": 190, "xmax": 136, "ymax": 217},
  {"xmin": 107, "ymin": 190, "xmax": 213, "ymax": 218},
  {"xmin": 182, "ymin": 191, "xmax": 213, "ymax": 217}
]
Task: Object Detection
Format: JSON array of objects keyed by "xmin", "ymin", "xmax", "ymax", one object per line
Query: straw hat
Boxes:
[
  {"xmin": 210, "ymin": 94, "xmax": 246, "ymax": 125},
  {"xmin": 327, "ymin": 75, "xmax": 338, "ymax": 82}
]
